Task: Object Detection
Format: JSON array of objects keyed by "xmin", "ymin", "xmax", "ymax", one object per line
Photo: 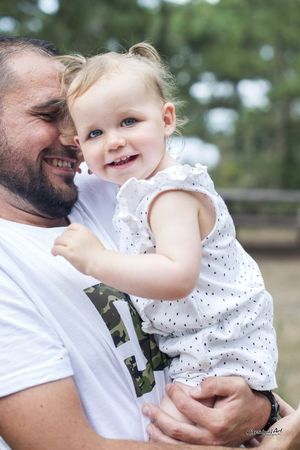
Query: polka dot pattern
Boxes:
[{"xmin": 113, "ymin": 164, "xmax": 277, "ymax": 389}]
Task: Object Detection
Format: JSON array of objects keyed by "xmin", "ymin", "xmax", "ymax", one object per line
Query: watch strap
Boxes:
[{"xmin": 255, "ymin": 390, "xmax": 280, "ymax": 431}]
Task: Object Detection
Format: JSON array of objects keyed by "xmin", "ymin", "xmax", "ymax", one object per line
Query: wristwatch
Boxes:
[{"xmin": 256, "ymin": 390, "xmax": 280, "ymax": 431}]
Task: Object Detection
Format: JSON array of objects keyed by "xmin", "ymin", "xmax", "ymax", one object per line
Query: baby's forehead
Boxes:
[
  {"xmin": 68, "ymin": 54, "xmax": 163, "ymax": 108},
  {"xmin": 86, "ymin": 62, "xmax": 154, "ymax": 92},
  {"xmin": 84, "ymin": 72, "xmax": 157, "ymax": 106},
  {"xmin": 97, "ymin": 57, "xmax": 156, "ymax": 84}
]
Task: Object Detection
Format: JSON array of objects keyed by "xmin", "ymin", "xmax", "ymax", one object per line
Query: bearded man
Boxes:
[{"xmin": 0, "ymin": 36, "xmax": 297, "ymax": 450}]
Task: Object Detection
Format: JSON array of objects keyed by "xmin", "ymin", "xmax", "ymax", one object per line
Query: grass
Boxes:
[{"xmin": 240, "ymin": 228, "xmax": 300, "ymax": 407}]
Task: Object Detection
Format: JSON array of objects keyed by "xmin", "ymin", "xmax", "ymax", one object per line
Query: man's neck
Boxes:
[{"xmin": 0, "ymin": 190, "xmax": 69, "ymax": 228}]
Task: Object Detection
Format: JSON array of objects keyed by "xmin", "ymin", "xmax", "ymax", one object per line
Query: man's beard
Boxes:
[{"xmin": 0, "ymin": 134, "xmax": 78, "ymax": 218}]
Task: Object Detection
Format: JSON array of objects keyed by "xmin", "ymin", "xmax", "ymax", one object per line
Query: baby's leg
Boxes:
[{"xmin": 160, "ymin": 382, "xmax": 214, "ymax": 424}]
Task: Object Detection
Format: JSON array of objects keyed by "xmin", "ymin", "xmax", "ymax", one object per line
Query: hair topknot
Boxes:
[{"xmin": 128, "ymin": 42, "xmax": 161, "ymax": 65}]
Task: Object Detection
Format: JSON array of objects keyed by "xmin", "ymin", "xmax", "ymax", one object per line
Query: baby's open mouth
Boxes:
[{"xmin": 109, "ymin": 155, "xmax": 138, "ymax": 166}]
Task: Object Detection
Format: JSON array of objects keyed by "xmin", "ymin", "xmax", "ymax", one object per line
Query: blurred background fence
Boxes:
[{"xmin": 1, "ymin": 0, "xmax": 300, "ymax": 405}]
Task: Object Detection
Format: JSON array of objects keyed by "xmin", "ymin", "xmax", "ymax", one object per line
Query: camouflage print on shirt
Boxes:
[{"xmin": 84, "ymin": 283, "xmax": 170, "ymax": 397}]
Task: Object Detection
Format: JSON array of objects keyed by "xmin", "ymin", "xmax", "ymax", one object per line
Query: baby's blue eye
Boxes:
[
  {"xmin": 122, "ymin": 118, "xmax": 136, "ymax": 127},
  {"xmin": 89, "ymin": 129, "xmax": 102, "ymax": 138}
]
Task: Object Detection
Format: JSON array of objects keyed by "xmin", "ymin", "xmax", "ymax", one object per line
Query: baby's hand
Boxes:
[{"xmin": 52, "ymin": 223, "xmax": 105, "ymax": 275}]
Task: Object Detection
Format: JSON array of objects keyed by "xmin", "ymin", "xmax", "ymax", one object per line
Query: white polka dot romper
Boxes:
[{"xmin": 113, "ymin": 164, "xmax": 278, "ymax": 389}]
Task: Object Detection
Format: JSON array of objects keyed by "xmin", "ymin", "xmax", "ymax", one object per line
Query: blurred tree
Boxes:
[
  {"xmin": 0, "ymin": 0, "xmax": 155, "ymax": 53},
  {"xmin": 1, "ymin": 0, "xmax": 300, "ymax": 188},
  {"xmin": 167, "ymin": 0, "xmax": 300, "ymax": 188}
]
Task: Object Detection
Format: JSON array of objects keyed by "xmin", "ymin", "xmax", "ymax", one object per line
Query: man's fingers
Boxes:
[
  {"xmin": 166, "ymin": 383, "xmax": 222, "ymax": 429},
  {"xmin": 147, "ymin": 424, "xmax": 181, "ymax": 445},
  {"xmin": 190, "ymin": 376, "xmax": 246, "ymax": 401},
  {"xmin": 142, "ymin": 403, "xmax": 211, "ymax": 444}
]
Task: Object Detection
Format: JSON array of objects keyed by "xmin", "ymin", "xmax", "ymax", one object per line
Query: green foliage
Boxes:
[{"xmin": 1, "ymin": 0, "xmax": 300, "ymax": 188}]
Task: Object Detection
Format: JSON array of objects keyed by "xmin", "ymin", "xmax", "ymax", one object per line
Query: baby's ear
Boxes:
[{"xmin": 163, "ymin": 102, "xmax": 176, "ymax": 136}]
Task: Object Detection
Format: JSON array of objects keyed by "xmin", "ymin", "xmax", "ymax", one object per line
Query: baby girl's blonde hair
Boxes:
[{"xmin": 58, "ymin": 42, "xmax": 185, "ymax": 133}]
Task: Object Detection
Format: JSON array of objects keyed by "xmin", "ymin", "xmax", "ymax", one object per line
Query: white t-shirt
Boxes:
[{"xmin": 0, "ymin": 171, "xmax": 169, "ymax": 449}]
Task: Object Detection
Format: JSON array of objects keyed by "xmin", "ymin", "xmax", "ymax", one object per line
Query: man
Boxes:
[{"xmin": 0, "ymin": 36, "xmax": 297, "ymax": 450}]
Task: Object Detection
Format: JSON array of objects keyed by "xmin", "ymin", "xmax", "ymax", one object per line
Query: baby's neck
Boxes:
[{"xmin": 149, "ymin": 154, "xmax": 178, "ymax": 179}]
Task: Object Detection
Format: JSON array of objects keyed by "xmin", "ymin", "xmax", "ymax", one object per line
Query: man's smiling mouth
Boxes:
[
  {"xmin": 47, "ymin": 158, "xmax": 75, "ymax": 169},
  {"xmin": 43, "ymin": 156, "xmax": 77, "ymax": 170}
]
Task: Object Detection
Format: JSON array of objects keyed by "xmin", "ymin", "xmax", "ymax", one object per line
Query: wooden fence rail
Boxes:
[{"xmin": 218, "ymin": 188, "xmax": 300, "ymax": 245}]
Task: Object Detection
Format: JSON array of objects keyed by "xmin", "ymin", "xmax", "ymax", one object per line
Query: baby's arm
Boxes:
[{"xmin": 52, "ymin": 190, "xmax": 202, "ymax": 300}]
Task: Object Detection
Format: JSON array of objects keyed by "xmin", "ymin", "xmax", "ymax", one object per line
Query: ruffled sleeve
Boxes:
[{"xmin": 112, "ymin": 164, "xmax": 216, "ymax": 255}]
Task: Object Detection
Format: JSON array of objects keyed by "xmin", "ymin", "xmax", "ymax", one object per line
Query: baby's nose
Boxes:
[{"xmin": 106, "ymin": 134, "xmax": 126, "ymax": 151}]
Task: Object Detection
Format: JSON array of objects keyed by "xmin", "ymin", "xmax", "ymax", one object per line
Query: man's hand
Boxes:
[
  {"xmin": 142, "ymin": 377, "xmax": 271, "ymax": 446},
  {"xmin": 52, "ymin": 223, "xmax": 105, "ymax": 275}
]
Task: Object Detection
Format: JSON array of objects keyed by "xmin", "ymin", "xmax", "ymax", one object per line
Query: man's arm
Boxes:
[
  {"xmin": 260, "ymin": 403, "xmax": 300, "ymax": 450},
  {"xmin": 0, "ymin": 377, "xmax": 236, "ymax": 450}
]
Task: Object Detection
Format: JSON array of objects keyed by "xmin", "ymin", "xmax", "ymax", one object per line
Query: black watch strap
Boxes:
[{"xmin": 256, "ymin": 390, "xmax": 280, "ymax": 431}]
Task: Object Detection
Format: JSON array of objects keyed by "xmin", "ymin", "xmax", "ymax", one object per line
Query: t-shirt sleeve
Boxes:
[{"xmin": 0, "ymin": 274, "xmax": 73, "ymax": 397}]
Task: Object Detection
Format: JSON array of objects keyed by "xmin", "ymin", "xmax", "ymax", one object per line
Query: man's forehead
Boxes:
[
  {"xmin": 9, "ymin": 51, "xmax": 62, "ymax": 82},
  {"xmin": 7, "ymin": 52, "xmax": 63, "ymax": 105}
]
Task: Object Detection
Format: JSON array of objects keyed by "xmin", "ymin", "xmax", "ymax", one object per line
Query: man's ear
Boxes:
[{"xmin": 163, "ymin": 102, "xmax": 176, "ymax": 137}]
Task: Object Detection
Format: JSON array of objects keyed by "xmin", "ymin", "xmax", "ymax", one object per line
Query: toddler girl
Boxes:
[{"xmin": 52, "ymin": 42, "xmax": 277, "ymax": 420}]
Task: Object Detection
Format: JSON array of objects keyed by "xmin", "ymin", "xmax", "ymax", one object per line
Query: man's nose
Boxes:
[{"xmin": 59, "ymin": 132, "xmax": 77, "ymax": 148}]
